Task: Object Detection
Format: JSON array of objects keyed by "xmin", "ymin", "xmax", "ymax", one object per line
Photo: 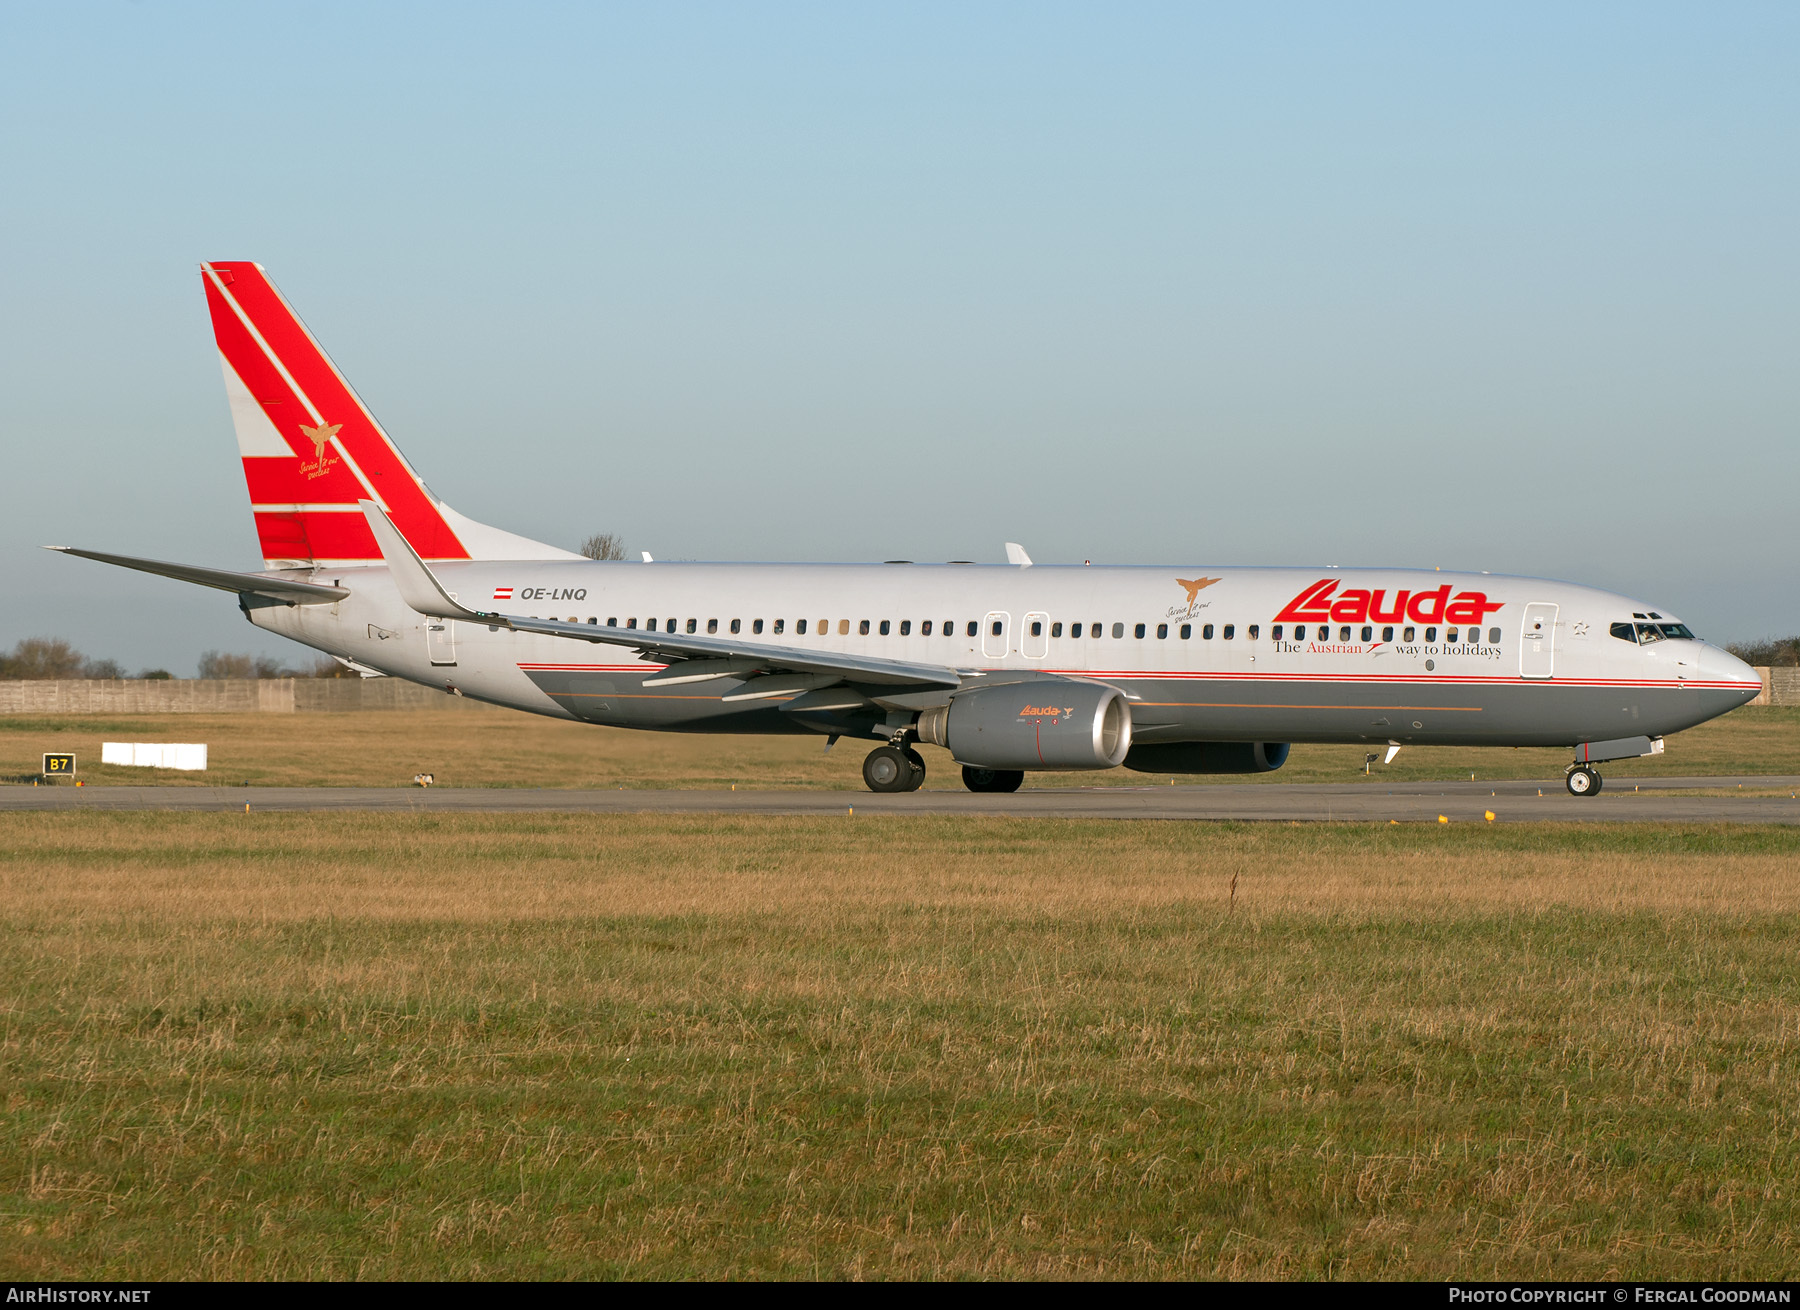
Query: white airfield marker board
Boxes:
[{"xmin": 101, "ymin": 743, "xmax": 208, "ymax": 771}]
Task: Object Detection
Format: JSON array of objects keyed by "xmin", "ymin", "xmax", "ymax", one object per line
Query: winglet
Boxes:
[
  {"xmin": 359, "ymin": 500, "xmax": 489, "ymax": 622},
  {"xmin": 1005, "ymin": 542, "xmax": 1033, "ymax": 567}
]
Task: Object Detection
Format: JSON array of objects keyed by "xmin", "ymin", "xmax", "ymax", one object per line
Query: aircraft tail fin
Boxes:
[{"xmin": 201, "ymin": 262, "xmax": 578, "ymax": 569}]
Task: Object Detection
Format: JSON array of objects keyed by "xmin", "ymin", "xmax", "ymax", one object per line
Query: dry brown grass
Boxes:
[
  {"xmin": 4, "ymin": 813, "xmax": 1799, "ymax": 1279},
  {"xmin": 3, "ymin": 704, "xmax": 1796, "ymax": 790}
]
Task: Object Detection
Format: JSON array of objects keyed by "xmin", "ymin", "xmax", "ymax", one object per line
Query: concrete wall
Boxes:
[
  {"xmin": 0, "ymin": 678, "xmax": 499, "ymax": 714},
  {"xmin": 1772, "ymin": 667, "xmax": 1800, "ymax": 707}
]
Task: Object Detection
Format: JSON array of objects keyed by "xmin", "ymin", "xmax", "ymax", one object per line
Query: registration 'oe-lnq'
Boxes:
[{"xmin": 56, "ymin": 263, "xmax": 1763, "ymax": 794}]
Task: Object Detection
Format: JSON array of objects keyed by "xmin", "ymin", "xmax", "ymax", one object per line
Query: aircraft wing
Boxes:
[
  {"xmin": 359, "ymin": 502, "xmax": 965, "ymax": 692},
  {"xmin": 47, "ymin": 547, "xmax": 349, "ymax": 605}
]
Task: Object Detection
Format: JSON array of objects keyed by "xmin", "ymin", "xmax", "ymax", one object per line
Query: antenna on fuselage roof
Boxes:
[
  {"xmin": 641, "ymin": 552, "xmax": 654, "ymax": 563},
  {"xmin": 1004, "ymin": 542, "xmax": 1033, "ymax": 567}
]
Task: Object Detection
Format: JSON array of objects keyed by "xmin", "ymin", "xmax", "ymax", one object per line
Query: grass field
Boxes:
[
  {"xmin": 4, "ymin": 812, "xmax": 1799, "ymax": 1279},
  {"xmin": 3, "ymin": 705, "xmax": 1797, "ymax": 790}
]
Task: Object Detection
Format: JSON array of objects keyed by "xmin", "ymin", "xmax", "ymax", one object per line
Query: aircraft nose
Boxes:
[{"xmin": 1699, "ymin": 643, "xmax": 1765, "ymax": 703}]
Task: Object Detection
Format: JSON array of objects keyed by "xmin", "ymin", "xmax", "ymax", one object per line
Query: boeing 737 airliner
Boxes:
[{"xmin": 55, "ymin": 263, "xmax": 1763, "ymax": 794}]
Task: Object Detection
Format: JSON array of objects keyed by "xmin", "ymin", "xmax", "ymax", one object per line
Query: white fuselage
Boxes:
[{"xmin": 250, "ymin": 559, "xmax": 1760, "ymax": 750}]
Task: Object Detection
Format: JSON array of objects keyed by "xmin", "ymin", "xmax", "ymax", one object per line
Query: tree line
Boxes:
[{"xmin": 0, "ymin": 637, "xmax": 345, "ymax": 680}]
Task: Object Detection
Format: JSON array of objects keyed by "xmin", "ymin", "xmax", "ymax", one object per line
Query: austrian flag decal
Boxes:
[
  {"xmin": 492, "ymin": 587, "xmax": 514, "ymax": 601},
  {"xmin": 1274, "ymin": 579, "xmax": 1503, "ymax": 626}
]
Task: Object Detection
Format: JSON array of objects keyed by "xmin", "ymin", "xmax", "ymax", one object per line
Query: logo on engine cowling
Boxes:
[{"xmin": 1020, "ymin": 704, "xmax": 1076, "ymax": 719}]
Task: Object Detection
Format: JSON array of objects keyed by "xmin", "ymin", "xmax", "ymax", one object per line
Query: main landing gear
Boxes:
[
  {"xmin": 1566, "ymin": 765, "xmax": 1603, "ymax": 797},
  {"xmin": 863, "ymin": 744, "xmax": 926, "ymax": 793}
]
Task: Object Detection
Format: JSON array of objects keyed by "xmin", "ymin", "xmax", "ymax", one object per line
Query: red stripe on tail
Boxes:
[{"xmin": 204, "ymin": 262, "xmax": 468, "ymax": 566}]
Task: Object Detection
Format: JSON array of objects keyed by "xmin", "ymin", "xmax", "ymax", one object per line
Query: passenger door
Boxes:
[
  {"xmin": 1519, "ymin": 603, "xmax": 1556, "ymax": 679},
  {"xmin": 982, "ymin": 611, "xmax": 1010, "ymax": 661}
]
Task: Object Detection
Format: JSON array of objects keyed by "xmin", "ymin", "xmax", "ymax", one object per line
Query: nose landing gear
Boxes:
[
  {"xmin": 1565, "ymin": 765, "xmax": 1603, "ymax": 796},
  {"xmin": 863, "ymin": 743, "xmax": 926, "ymax": 793}
]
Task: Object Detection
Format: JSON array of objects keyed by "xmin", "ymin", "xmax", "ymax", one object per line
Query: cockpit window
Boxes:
[{"xmin": 1613, "ymin": 620, "xmax": 1697, "ymax": 644}]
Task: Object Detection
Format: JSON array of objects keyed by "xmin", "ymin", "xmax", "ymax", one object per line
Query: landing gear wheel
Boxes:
[
  {"xmin": 962, "ymin": 766, "xmax": 1025, "ymax": 794},
  {"xmin": 1566, "ymin": 766, "xmax": 1601, "ymax": 797},
  {"xmin": 863, "ymin": 746, "xmax": 916, "ymax": 793},
  {"xmin": 902, "ymin": 747, "xmax": 926, "ymax": 792}
]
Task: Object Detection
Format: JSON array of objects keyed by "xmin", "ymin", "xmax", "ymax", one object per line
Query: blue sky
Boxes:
[{"xmin": 3, "ymin": 2, "xmax": 1795, "ymax": 672}]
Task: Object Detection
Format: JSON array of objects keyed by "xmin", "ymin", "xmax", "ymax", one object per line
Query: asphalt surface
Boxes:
[{"xmin": 5, "ymin": 776, "xmax": 1799, "ymax": 823}]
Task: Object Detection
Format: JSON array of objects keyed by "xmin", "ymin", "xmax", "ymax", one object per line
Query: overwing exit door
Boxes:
[
  {"xmin": 982, "ymin": 612, "xmax": 1010, "ymax": 660},
  {"xmin": 1519, "ymin": 603, "xmax": 1557, "ymax": 679}
]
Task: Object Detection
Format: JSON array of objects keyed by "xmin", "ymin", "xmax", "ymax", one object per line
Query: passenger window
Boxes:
[
  {"xmin": 626, "ymin": 618, "xmax": 637, "ymax": 629},
  {"xmin": 1223, "ymin": 625, "xmax": 1235, "ymax": 640},
  {"xmin": 586, "ymin": 617, "xmax": 597, "ymax": 625},
  {"xmin": 944, "ymin": 620, "xmax": 954, "ymax": 635},
  {"xmin": 1361, "ymin": 626, "xmax": 1372, "ymax": 642},
  {"xmin": 1382, "ymin": 626, "xmax": 1393, "ymax": 642},
  {"xmin": 991, "ymin": 620, "xmax": 1003, "ymax": 637},
  {"xmin": 682, "ymin": 618, "xmax": 693, "ymax": 634},
  {"xmin": 796, "ymin": 619, "xmax": 807, "ymax": 634},
  {"xmin": 1050, "ymin": 622, "xmax": 1062, "ymax": 637},
  {"xmin": 1203, "ymin": 624, "xmax": 1214, "ymax": 639},
  {"xmin": 921, "ymin": 620, "xmax": 933, "ymax": 636},
  {"xmin": 1403, "ymin": 626, "xmax": 1414, "ymax": 642},
  {"xmin": 1091, "ymin": 621, "xmax": 1102, "ymax": 637},
  {"xmin": 1489, "ymin": 627, "xmax": 1501, "ymax": 643},
  {"xmin": 1156, "ymin": 624, "xmax": 1167, "ymax": 639},
  {"xmin": 859, "ymin": 620, "xmax": 871, "ymax": 636},
  {"xmin": 752, "ymin": 619, "xmax": 763, "ymax": 634},
  {"xmin": 838, "ymin": 620, "xmax": 849, "ymax": 636},
  {"xmin": 1425, "ymin": 627, "xmax": 1437, "ymax": 642},
  {"xmin": 967, "ymin": 621, "xmax": 978, "ymax": 637},
  {"xmin": 1248, "ymin": 625, "xmax": 1259, "ymax": 640},
  {"xmin": 1112, "ymin": 622, "xmax": 1125, "ymax": 639},
  {"xmin": 1272, "ymin": 625, "xmax": 1283, "ymax": 641},
  {"xmin": 1070, "ymin": 623, "xmax": 1082, "ymax": 638},
  {"xmin": 1446, "ymin": 628, "xmax": 1458, "ymax": 643},
  {"xmin": 1337, "ymin": 626, "xmax": 1349, "ymax": 642},
  {"xmin": 819, "ymin": 620, "xmax": 829, "ymax": 635},
  {"xmin": 1030, "ymin": 620, "xmax": 1043, "ymax": 637},
  {"xmin": 1134, "ymin": 623, "xmax": 1146, "ymax": 639},
  {"xmin": 1180, "ymin": 624, "xmax": 1191, "ymax": 639},
  {"xmin": 899, "ymin": 620, "xmax": 910, "ymax": 635},
  {"xmin": 605, "ymin": 616, "xmax": 616, "ymax": 626},
  {"xmin": 772, "ymin": 619, "xmax": 784, "ymax": 634},
  {"xmin": 878, "ymin": 620, "xmax": 889, "ymax": 636},
  {"xmin": 707, "ymin": 619, "xmax": 718, "ymax": 634},
  {"xmin": 1293, "ymin": 625, "xmax": 1306, "ymax": 641}
]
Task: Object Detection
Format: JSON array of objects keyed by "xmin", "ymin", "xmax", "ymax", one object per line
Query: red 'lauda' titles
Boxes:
[
  {"xmin": 1274, "ymin": 580, "xmax": 1336, "ymax": 622},
  {"xmin": 1406, "ymin": 585, "xmax": 1452, "ymax": 624},
  {"xmin": 203, "ymin": 263, "xmax": 469, "ymax": 560},
  {"xmin": 1275, "ymin": 579, "xmax": 1504, "ymax": 627}
]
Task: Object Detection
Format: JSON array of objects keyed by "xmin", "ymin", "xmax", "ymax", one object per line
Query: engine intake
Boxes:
[
  {"xmin": 1124, "ymin": 741, "xmax": 1291, "ymax": 774},
  {"xmin": 916, "ymin": 683, "xmax": 1132, "ymax": 771}
]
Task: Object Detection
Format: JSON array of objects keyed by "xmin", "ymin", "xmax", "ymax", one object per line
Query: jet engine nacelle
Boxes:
[
  {"xmin": 916, "ymin": 683, "xmax": 1133, "ymax": 771},
  {"xmin": 1124, "ymin": 741, "xmax": 1291, "ymax": 774}
]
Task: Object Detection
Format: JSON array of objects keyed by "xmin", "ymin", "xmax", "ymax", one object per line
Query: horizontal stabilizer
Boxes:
[{"xmin": 48, "ymin": 547, "xmax": 349, "ymax": 604}]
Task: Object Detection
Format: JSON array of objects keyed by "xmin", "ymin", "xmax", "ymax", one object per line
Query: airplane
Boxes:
[{"xmin": 54, "ymin": 261, "xmax": 1764, "ymax": 796}]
